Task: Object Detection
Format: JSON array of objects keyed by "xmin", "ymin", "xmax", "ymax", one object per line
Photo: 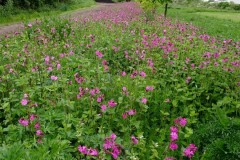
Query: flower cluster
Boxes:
[
  {"xmin": 18, "ymin": 113, "xmax": 44, "ymax": 143},
  {"xmin": 96, "ymin": 50, "xmax": 103, "ymax": 58},
  {"xmin": 21, "ymin": 93, "xmax": 29, "ymax": 106},
  {"xmin": 166, "ymin": 117, "xmax": 197, "ymax": 159},
  {"xmin": 78, "ymin": 145, "xmax": 98, "ymax": 157},
  {"xmin": 183, "ymin": 144, "xmax": 198, "ymax": 158},
  {"xmin": 103, "ymin": 133, "xmax": 122, "ymax": 159},
  {"xmin": 131, "ymin": 135, "xmax": 138, "ymax": 145},
  {"xmin": 122, "ymin": 109, "xmax": 137, "ymax": 119},
  {"xmin": 169, "ymin": 126, "xmax": 179, "ymax": 150}
]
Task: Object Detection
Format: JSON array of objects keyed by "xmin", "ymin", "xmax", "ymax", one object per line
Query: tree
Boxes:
[
  {"xmin": 137, "ymin": 0, "xmax": 172, "ymax": 18},
  {"xmin": 152, "ymin": 0, "xmax": 173, "ymax": 17}
]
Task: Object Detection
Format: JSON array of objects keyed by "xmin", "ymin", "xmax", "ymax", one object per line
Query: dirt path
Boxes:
[{"xmin": 0, "ymin": 3, "xmax": 114, "ymax": 35}]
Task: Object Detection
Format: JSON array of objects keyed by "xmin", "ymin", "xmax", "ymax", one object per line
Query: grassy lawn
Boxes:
[
  {"xmin": 161, "ymin": 7, "xmax": 240, "ymax": 41},
  {"xmin": 195, "ymin": 12, "xmax": 240, "ymax": 22},
  {"xmin": 0, "ymin": 0, "xmax": 96, "ymax": 25}
]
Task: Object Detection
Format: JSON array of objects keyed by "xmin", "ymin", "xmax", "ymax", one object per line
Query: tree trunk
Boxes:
[{"xmin": 164, "ymin": 3, "xmax": 168, "ymax": 18}]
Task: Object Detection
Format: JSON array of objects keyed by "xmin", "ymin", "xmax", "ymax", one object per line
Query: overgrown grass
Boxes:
[
  {"xmin": 160, "ymin": 7, "xmax": 240, "ymax": 41},
  {"xmin": 0, "ymin": 0, "xmax": 95, "ymax": 25}
]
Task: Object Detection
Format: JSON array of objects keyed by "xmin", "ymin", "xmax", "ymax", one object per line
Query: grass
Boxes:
[
  {"xmin": 159, "ymin": 7, "xmax": 240, "ymax": 41},
  {"xmin": 195, "ymin": 12, "xmax": 240, "ymax": 22},
  {"xmin": 0, "ymin": 0, "xmax": 96, "ymax": 25}
]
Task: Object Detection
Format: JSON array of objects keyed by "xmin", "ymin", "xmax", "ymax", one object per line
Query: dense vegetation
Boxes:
[
  {"xmin": 0, "ymin": 0, "xmax": 95, "ymax": 24},
  {"xmin": 0, "ymin": 0, "xmax": 85, "ymax": 9},
  {"xmin": 0, "ymin": 2, "xmax": 239, "ymax": 160}
]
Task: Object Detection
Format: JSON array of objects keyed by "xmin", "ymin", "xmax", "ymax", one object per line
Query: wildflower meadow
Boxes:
[{"xmin": 0, "ymin": 2, "xmax": 240, "ymax": 160}]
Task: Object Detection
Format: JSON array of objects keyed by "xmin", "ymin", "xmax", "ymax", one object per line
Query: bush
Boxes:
[
  {"xmin": 231, "ymin": 4, "xmax": 240, "ymax": 10},
  {"xmin": 217, "ymin": 2, "xmax": 230, "ymax": 9},
  {"xmin": 0, "ymin": 0, "xmax": 14, "ymax": 16}
]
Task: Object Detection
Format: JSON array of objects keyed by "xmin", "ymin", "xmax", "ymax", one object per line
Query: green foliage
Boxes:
[
  {"xmin": 232, "ymin": 4, "xmax": 240, "ymax": 10},
  {"xmin": 0, "ymin": 0, "xmax": 14, "ymax": 16},
  {"xmin": 217, "ymin": 2, "xmax": 230, "ymax": 9},
  {"xmin": 190, "ymin": 114, "xmax": 240, "ymax": 159},
  {"xmin": 0, "ymin": 0, "xmax": 95, "ymax": 24},
  {"xmin": 137, "ymin": 0, "xmax": 159, "ymax": 10},
  {"xmin": 0, "ymin": 2, "xmax": 240, "ymax": 159}
]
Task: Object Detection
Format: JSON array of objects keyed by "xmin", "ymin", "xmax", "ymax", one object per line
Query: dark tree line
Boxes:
[{"xmin": 0, "ymin": 0, "xmax": 76, "ymax": 9}]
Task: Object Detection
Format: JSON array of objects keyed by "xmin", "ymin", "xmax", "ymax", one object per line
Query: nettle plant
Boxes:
[{"xmin": 0, "ymin": 2, "xmax": 239, "ymax": 160}]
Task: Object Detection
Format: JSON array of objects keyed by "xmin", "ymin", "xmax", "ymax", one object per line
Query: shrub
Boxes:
[
  {"xmin": 232, "ymin": 4, "xmax": 240, "ymax": 10},
  {"xmin": 217, "ymin": 2, "xmax": 230, "ymax": 9}
]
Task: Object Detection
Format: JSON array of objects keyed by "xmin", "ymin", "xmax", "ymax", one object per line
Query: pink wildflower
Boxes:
[
  {"xmin": 51, "ymin": 76, "xmax": 58, "ymax": 81},
  {"xmin": 175, "ymin": 117, "xmax": 187, "ymax": 127},
  {"xmin": 36, "ymin": 130, "xmax": 43, "ymax": 136},
  {"xmin": 110, "ymin": 133, "xmax": 117, "ymax": 140},
  {"xmin": 88, "ymin": 148, "xmax": 98, "ymax": 156},
  {"xmin": 101, "ymin": 104, "xmax": 107, "ymax": 111},
  {"xmin": 28, "ymin": 23, "xmax": 32, "ymax": 28},
  {"xmin": 37, "ymin": 138, "xmax": 42, "ymax": 143},
  {"xmin": 131, "ymin": 136, "xmax": 138, "ymax": 144},
  {"xmin": 47, "ymin": 67, "xmax": 53, "ymax": 71},
  {"xmin": 102, "ymin": 60, "xmax": 108, "ymax": 65},
  {"xmin": 21, "ymin": 99, "xmax": 28, "ymax": 106},
  {"xmin": 90, "ymin": 89, "xmax": 95, "ymax": 96},
  {"xmin": 191, "ymin": 63, "xmax": 195, "ymax": 69},
  {"xmin": 108, "ymin": 100, "xmax": 117, "ymax": 107},
  {"xmin": 128, "ymin": 109, "xmax": 136, "ymax": 116},
  {"xmin": 122, "ymin": 112, "xmax": 127, "ymax": 119},
  {"xmin": 179, "ymin": 118, "xmax": 187, "ymax": 127},
  {"xmin": 140, "ymin": 71, "xmax": 146, "ymax": 77},
  {"xmin": 186, "ymin": 76, "xmax": 192, "ymax": 84},
  {"xmin": 146, "ymin": 86, "xmax": 154, "ymax": 91},
  {"xmin": 96, "ymin": 50, "xmax": 103, "ymax": 58},
  {"xmin": 44, "ymin": 56, "xmax": 50, "ymax": 63},
  {"xmin": 213, "ymin": 52, "xmax": 220, "ymax": 58},
  {"xmin": 29, "ymin": 114, "xmax": 36, "ymax": 121},
  {"xmin": 97, "ymin": 97, "xmax": 102, "ymax": 103},
  {"xmin": 57, "ymin": 63, "xmax": 61, "ymax": 70},
  {"xmin": 130, "ymin": 70, "xmax": 138, "ymax": 78},
  {"xmin": 169, "ymin": 142, "xmax": 178, "ymax": 150},
  {"xmin": 78, "ymin": 146, "xmax": 88, "ymax": 154},
  {"xmin": 141, "ymin": 97, "xmax": 147, "ymax": 104},
  {"xmin": 183, "ymin": 144, "xmax": 198, "ymax": 158},
  {"xmin": 34, "ymin": 122, "xmax": 40, "ymax": 129},
  {"xmin": 170, "ymin": 132, "xmax": 178, "ymax": 141},
  {"xmin": 121, "ymin": 71, "xmax": 126, "ymax": 76},
  {"xmin": 170, "ymin": 126, "xmax": 178, "ymax": 133},
  {"xmin": 18, "ymin": 118, "xmax": 29, "ymax": 126},
  {"xmin": 24, "ymin": 94, "xmax": 28, "ymax": 98}
]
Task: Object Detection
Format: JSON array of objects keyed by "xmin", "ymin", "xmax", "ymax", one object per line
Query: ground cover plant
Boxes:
[{"xmin": 0, "ymin": 2, "xmax": 240, "ymax": 160}]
